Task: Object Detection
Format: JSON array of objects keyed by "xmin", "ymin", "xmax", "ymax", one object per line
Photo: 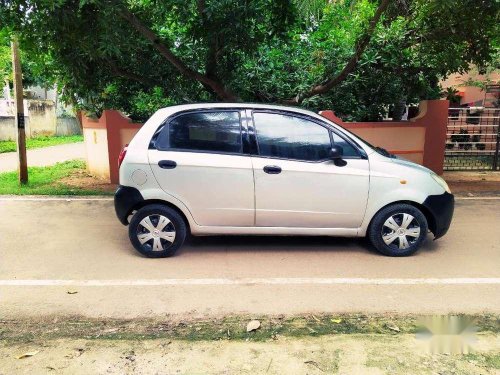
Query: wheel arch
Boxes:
[
  {"xmin": 128, "ymin": 199, "xmax": 192, "ymax": 232},
  {"xmin": 366, "ymin": 200, "xmax": 436, "ymax": 236}
]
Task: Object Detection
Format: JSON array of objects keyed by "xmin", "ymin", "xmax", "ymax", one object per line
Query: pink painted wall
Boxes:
[
  {"xmin": 320, "ymin": 100, "xmax": 449, "ymax": 174},
  {"xmin": 441, "ymin": 70, "xmax": 500, "ymax": 106},
  {"xmin": 82, "ymin": 100, "xmax": 449, "ymax": 183}
]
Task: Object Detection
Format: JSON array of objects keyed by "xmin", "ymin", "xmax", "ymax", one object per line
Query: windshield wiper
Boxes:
[{"xmin": 375, "ymin": 147, "xmax": 396, "ymax": 158}]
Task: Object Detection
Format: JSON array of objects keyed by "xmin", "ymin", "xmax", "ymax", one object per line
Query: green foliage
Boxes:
[
  {"xmin": 0, "ymin": 0, "xmax": 498, "ymax": 121},
  {"xmin": 233, "ymin": 0, "xmax": 453, "ymax": 120},
  {"xmin": 0, "ymin": 29, "xmax": 56, "ymax": 89},
  {"xmin": 130, "ymin": 87, "xmax": 176, "ymax": 121},
  {"xmin": 0, "ymin": 134, "xmax": 83, "ymax": 153},
  {"xmin": 0, "ymin": 160, "xmax": 106, "ymax": 195},
  {"xmin": 0, "ymin": 29, "xmax": 11, "ymax": 82},
  {"xmin": 0, "ymin": 46, "xmax": 10, "ymax": 85},
  {"xmin": 293, "ymin": 0, "xmax": 328, "ymax": 24}
]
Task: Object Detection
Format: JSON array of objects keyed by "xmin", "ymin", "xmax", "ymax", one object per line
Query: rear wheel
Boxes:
[
  {"xmin": 128, "ymin": 204, "xmax": 187, "ymax": 258},
  {"xmin": 368, "ymin": 203, "xmax": 428, "ymax": 257}
]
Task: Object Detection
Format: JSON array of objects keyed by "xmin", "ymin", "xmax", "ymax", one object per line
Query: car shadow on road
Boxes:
[
  {"xmin": 178, "ymin": 235, "xmax": 377, "ymax": 256},
  {"xmin": 420, "ymin": 236, "xmax": 440, "ymax": 253},
  {"xmin": 172, "ymin": 233, "xmax": 443, "ymax": 258}
]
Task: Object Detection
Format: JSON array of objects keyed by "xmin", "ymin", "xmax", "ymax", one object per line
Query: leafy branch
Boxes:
[
  {"xmin": 119, "ymin": 0, "xmax": 389, "ymax": 104},
  {"xmin": 119, "ymin": 7, "xmax": 238, "ymax": 101},
  {"xmin": 283, "ymin": 0, "xmax": 390, "ymax": 105}
]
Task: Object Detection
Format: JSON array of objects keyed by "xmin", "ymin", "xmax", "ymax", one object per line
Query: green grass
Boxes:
[
  {"xmin": 464, "ymin": 353, "xmax": 500, "ymax": 369},
  {"xmin": 0, "ymin": 134, "xmax": 83, "ymax": 153},
  {"xmin": 1, "ymin": 314, "xmax": 497, "ymax": 343},
  {"xmin": 0, "ymin": 160, "xmax": 108, "ymax": 195}
]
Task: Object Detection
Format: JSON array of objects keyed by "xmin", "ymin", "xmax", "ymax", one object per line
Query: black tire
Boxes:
[
  {"xmin": 368, "ymin": 203, "xmax": 428, "ymax": 257},
  {"xmin": 128, "ymin": 204, "xmax": 187, "ymax": 258}
]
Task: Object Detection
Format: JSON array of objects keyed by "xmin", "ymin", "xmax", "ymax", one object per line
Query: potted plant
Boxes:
[
  {"xmin": 443, "ymin": 87, "xmax": 461, "ymax": 120},
  {"xmin": 472, "ymin": 133, "xmax": 486, "ymax": 150},
  {"xmin": 451, "ymin": 129, "xmax": 471, "ymax": 149},
  {"xmin": 466, "ymin": 107, "xmax": 482, "ymax": 125}
]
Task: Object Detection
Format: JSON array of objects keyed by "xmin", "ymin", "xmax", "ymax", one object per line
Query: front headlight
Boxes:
[{"xmin": 430, "ymin": 172, "xmax": 451, "ymax": 194}]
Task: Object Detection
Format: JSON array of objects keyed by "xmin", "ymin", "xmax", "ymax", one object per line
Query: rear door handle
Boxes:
[
  {"xmin": 158, "ymin": 160, "xmax": 177, "ymax": 169},
  {"xmin": 263, "ymin": 165, "xmax": 282, "ymax": 174}
]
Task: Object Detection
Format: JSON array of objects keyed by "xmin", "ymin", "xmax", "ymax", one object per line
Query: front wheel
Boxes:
[
  {"xmin": 128, "ymin": 204, "xmax": 187, "ymax": 258},
  {"xmin": 368, "ymin": 203, "xmax": 428, "ymax": 257}
]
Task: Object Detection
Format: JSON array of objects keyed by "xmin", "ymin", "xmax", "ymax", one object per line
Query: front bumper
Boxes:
[
  {"xmin": 422, "ymin": 192, "xmax": 454, "ymax": 239},
  {"xmin": 114, "ymin": 185, "xmax": 144, "ymax": 225}
]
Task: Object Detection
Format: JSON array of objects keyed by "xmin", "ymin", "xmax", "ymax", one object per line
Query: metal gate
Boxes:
[{"xmin": 444, "ymin": 107, "xmax": 500, "ymax": 171}]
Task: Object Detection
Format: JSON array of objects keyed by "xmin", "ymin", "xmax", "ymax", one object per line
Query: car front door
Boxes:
[
  {"xmin": 148, "ymin": 110, "xmax": 254, "ymax": 227},
  {"xmin": 250, "ymin": 110, "xmax": 369, "ymax": 228}
]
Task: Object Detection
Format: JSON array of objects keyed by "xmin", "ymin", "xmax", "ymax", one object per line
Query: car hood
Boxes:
[{"xmin": 391, "ymin": 155, "xmax": 433, "ymax": 174}]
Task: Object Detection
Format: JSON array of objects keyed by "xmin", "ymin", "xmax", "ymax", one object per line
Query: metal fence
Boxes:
[{"xmin": 444, "ymin": 107, "xmax": 500, "ymax": 171}]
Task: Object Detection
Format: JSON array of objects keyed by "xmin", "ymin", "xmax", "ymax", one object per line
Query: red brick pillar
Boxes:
[
  {"xmin": 82, "ymin": 110, "xmax": 142, "ymax": 184},
  {"xmin": 413, "ymin": 100, "xmax": 449, "ymax": 175}
]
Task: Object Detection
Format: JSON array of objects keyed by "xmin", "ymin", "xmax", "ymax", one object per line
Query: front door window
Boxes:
[{"xmin": 253, "ymin": 112, "xmax": 332, "ymax": 161}]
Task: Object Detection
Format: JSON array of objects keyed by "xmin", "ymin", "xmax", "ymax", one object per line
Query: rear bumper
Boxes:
[
  {"xmin": 114, "ymin": 185, "xmax": 144, "ymax": 225},
  {"xmin": 422, "ymin": 192, "xmax": 454, "ymax": 239}
]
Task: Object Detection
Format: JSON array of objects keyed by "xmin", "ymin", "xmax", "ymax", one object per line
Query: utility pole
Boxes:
[{"xmin": 11, "ymin": 36, "xmax": 28, "ymax": 184}]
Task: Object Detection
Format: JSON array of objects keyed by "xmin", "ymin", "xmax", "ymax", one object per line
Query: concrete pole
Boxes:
[{"xmin": 11, "ymin": 36, "xmax": 28, "ymax": 184}]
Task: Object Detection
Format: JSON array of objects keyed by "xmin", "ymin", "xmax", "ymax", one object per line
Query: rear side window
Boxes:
[
  {"xmin": 157, "ymin": 111, "xmax": 242, "ymax": 153},
  {"xmin": 253, "ymin": 112, "xmax": 332, "ymax": 161}
]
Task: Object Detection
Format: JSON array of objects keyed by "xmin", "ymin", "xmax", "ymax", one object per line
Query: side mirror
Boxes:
[{"xmin": 330, "ymin": 145, "xmax": 344, "ymax": 160}]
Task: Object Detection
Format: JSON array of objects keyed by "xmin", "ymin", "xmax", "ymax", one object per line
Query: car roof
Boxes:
[{"xmin": 154, "ymin": 103, "xmax": 320, "ymax": 118}]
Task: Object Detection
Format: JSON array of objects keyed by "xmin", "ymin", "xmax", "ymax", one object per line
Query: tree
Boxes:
[
  {"xmin": 239, "ymin": 0, "xmax": 499, "ymax": 119},
  {"xmin": 1, "ymin": 0, "xmax": 498, "ymax": 121},
  {"xmin": 1, "ymin": 28, "xmax": 56, "ymax": 94}
]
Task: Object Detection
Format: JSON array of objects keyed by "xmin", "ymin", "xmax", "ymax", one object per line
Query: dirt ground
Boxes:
[
  {"xmin": 1, "ymin": 315, "xmax": 497, "ymax": 374},
  {"xmin": 443, "ymin": 171, "xmax": 500, "ymax": 196},
  {"xmin": 1, "ymin": 333, "xmax": 498, "ymax": 375},
  {"xmin": 59, "ymin": 169, "xmax": 116, "ymax": 193}
]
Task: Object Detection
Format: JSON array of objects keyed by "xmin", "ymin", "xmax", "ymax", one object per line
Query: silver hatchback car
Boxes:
[{"xmin": 115, "ymin": 103, "xmax": 454, "ymax": 258}]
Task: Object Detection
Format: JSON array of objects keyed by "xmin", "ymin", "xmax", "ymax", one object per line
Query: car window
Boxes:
[
  {"xmin": 331, "ymin": 132, "xmax": 359, "ymax": 157},
  {"xmin": 253, "ymin": 112, "xmax": 332, "ymax": 161},
  {"xmin": 157, "ymin": 111, "xmax": 242, "ymax": 153}
]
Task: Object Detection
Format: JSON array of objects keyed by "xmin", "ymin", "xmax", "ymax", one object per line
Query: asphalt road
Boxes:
[{"xmin": 0, "ymin": 197, "xmax": 499, "ymax": 319}]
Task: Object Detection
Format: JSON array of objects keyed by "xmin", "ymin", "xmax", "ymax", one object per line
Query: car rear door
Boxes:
[
  {"xmin": 250, "ymin": 110, "xmax": 369, "ymax": 228},
  {"xmin": 148, "ymin": 109, "xmax": 255, "ymax": 227}
]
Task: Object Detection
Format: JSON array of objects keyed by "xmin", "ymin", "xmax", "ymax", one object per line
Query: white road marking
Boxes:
[{"xmin": 0, "ymin": 278, "xmax": 499, "ymax": 287}]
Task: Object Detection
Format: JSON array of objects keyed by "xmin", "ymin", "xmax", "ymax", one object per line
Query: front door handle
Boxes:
[
  {"xmin": 263, "ymin": 165, "xmax": 282, "ymax": 174},
  {"xmin": 158, "ymin": 160, "xmax": 177, "ymax": 169}
]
